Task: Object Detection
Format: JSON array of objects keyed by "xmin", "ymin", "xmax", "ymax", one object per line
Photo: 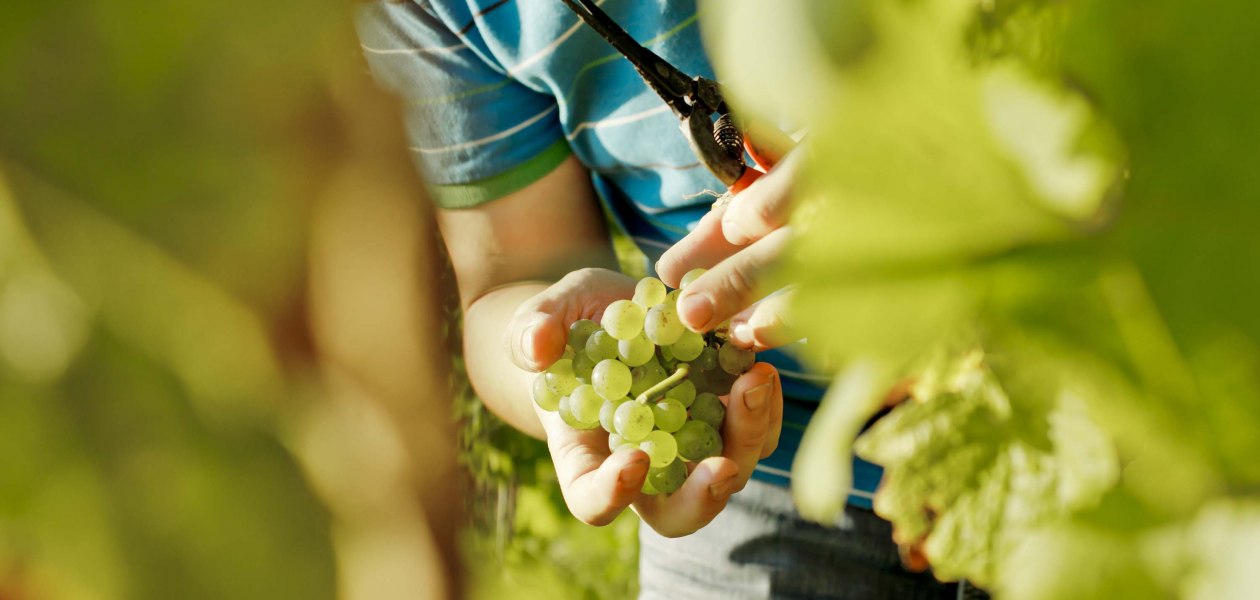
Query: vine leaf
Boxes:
[{"xmin": 855, "ymin": 350, "xmax": 1118, "ymax": 586}]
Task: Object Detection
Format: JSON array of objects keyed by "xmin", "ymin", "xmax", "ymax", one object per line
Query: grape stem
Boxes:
[{"xmin": 635, "ymin": 363, "xmax": 691, "ymax": 404}]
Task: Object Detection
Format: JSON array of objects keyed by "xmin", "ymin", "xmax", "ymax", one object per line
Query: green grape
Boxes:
[
  {"xmin": 680, "ymin": 268, "xmax": 707, "ymax": 289},
  {"xmin": 573, "ymin": 351, "xmax": 596, "ymax": 382},
  {"xmin": 585, "ymin": 330, "xmax": 618, "ymax": 361},
  {"xmin": 559, "ymin": 395, "xmax": 599, "ymax": 430},
  {"xmin": 570, "ymin": 384, "xmax": 604, "ymax": 424},
  {"xmin": 593, "ymin": 359, "xmax": 632, "ymax": 400},
  {"xmin": 665, "ymin": 379, "xmax": 697, "ymax": 408},
  {"xmin": 690, "ymin": 392, "xmax": 726, "ymax": 429},
  {"xmin": 694, "ymin": 346, "xmax": 718, "ymax": 371},
  {"xmin": 675, "ymin": 420, "xmax": 722, "ymax": 461},
  {"xmin": 630, "ymin": 360, "xmax": 668, "ymax": 397},
  {"xmin": 594, "ymin": 359, "xmax": 633, "ymax": 400},
  {"xmin": 608, "ymin": 432, "xmax": 627, "ymax": 452},
  {"xmin": 545, "ymin": 358, "xmax": 579, "ymax": 395},
  {"xmin": 563, "ymin": 346, "xmax": 576, "ymax": 361},
  {"xmin": 659, "ymin": 344, "xmax": 676, "ymax": 364},
  {"xmin": 652, "ymin": 398, "xmax": 688, "ymax": 433},
  {"xmin": 633, "ymin": 277, "xmax": 667, "ymax": 308},
  {"xmin": 644, "ymin": 304, "xmax": 685, "ymax": 346},
  {"xmin": 641, "ymin": 474, "xmax": 661, "ymax": 496},
  {"xmin": 665, "ymin": 289, "xmax": 680, "ymax": 307},
  {"xmin": 568, "ymin": 319, "xmax": 600, "ymax": 350},
  {"xmin": 648, "ymin": 459, "xmax": 687, "ymax": 494},
  {"xmin": 671, "ymin": 330, "xmax": 705, "ymax": 361},
  {"xmin": 600, "ymin": 397, "xmax": 631, "ymax": 432},
  {"xmin": 602, "ymin": 299, "xmax": 645, "ymax": 341},
  {"xmin": 614, "ymin": 401, "xmax": 655, "ymax": 441},
  {"xmin": 639, "ymin": 430, "xmax": 679, "ymax": 468},
  {"xmin": 718, "ymin": 342, "xmax": 756, "ymax": 375},
  {"xmin": 618, "ymin": 333, "xmax": 655, "ymax": 367},
  {"xmin": 532, "ymin": 373, "xmax": 561, "ymax": 411}
]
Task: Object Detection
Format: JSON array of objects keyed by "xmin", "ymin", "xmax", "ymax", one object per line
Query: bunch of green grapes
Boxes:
[{"xmin": 532, "ymin": 269, "xmax": 757, "ymax": 495}]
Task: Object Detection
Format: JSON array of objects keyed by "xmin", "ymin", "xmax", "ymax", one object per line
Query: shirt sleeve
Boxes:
[{"xmin": 355, "ymin": 1, "xmax": 571, "ymax": 208}]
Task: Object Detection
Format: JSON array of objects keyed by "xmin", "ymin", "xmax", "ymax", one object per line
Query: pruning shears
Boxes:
[{"xmin": 560, "ymin": 0, "xmax": 794, "ymax": 195}]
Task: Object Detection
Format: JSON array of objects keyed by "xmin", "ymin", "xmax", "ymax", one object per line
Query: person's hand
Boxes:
[
  {"xmin": 655, "ymin": 150, "xmax": 800, "ymax": 351},
  {"xmin": 506, "ymin": 267, "xmax": 783, "ymax": 537}
]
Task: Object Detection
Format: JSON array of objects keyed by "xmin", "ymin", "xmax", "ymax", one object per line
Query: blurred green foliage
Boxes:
[
  {"xmin": 707, "ymin": 0, "xmax": 1260, "ymax": 596},
  {"xmin": 0, "ymin": 1, "xmax": 347, "ymax": 598}
]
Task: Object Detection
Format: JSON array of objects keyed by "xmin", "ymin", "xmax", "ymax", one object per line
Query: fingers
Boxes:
[
  {"xmin": 675, "ymin": 227, "xmax": 792, "ymax": 333},
  {"xmin": 634, "ymin": 456, "xmax": 741, "ymax": 538},
  {"xmin": 721, "ymin": 363, "xmax": 779, "ymax": 488},
  {"xmin": 655, "ymin": 206, "xmax": 741, "ymax": 289},
  {"xmin": 728, "ymin": 288, "xmax": 796, "ymax": 351},
  {"xmin": 504, "ymin": 268, "xmax": 635, "ymax": 371},
  {"xmin": 506, "ymin": 310, "xmax": 566, "ymax": 372},
  {"xmin": 543, "ymin": 410, "xmax": 649, "ymax": 526},
  {"xmin": 719, "ymin": 154, "xmax": 797, "ymax": 246}
]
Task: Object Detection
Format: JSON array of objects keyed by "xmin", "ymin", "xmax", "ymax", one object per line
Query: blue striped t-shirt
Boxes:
[{"xmin": 356, "ymin": 0, "xmax": 880, "ymax": 507}]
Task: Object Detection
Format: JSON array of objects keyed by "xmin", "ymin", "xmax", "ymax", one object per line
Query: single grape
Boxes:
[
  {"xmin": 608, "ymin": 432, "xmax": 634, "ymax": 453},
  {"xmin": 573, "ymin": 351, "xmax": 596, "ymax": 382},
  {"xmin": 532, "ymin": 373, "xmax": 561, "ymax": 411},
  {"xmin": 665, "ymin": 379, "xmax": 696, "ymax": 408},
  {"xmin": 644, "ymin": 304, "xmax": 685, "ymax": 346},
  {"xmin": 665, "ymin": 289, "xmax": 680, "ymax": 307},
  {"xmin": 559, "ymin": 395, "xmax": 599, "ymax": 430},
  {"xmin": 641, "ymin": 474, "xmax": 661, "ymax": 496},
  {"xmin": 690, "ymin": 392, "xmax": 726, "ymax": 429},
  {"xmin": 570, "ymin": 384, "xmax": 604, "ymax": 424},
  {"xmin": 680, "ymin": 268, "xmax": 707, "ymax": 289},
  {"xmin": 648, "ymin": 458, "xmax": 687, "ymax": 494},
  {"xmin": 630, "ymin": 360, "xmax": 668, "ymax": 397},
  {"xmin": 652, "ymin": 397, "xmax": 687, "ymax": 433},
  {"xmin": 599, "ymin": 396, "xmax": 631, "ymax": 432},
  {"xmin": 693, "ymin": 346, "xmax": 718, "ymax": 371},
  {"xmin": 639, "ymin": 430, "xmax": 679, "ymax": 468},
  {"xmin": 602, "ymin": 299, "xmax": 645, "ymax": 341},
  {"xmin": 718, "ymin": 342, "xmax": 755, "ymax": 375},
  {"xmin": 568, "ymin": 319, "xmax": 600, "ymax": 351},
  {"xmin": 618, "ymin": 333, "xmax": 655, "ymax": 367},
  {"xmin": 675, "ymin": 420, "xmax": 723, "ymax": 461},
  {"xmin": 585, "ymin": 330, "xmax": 618, "ymax": 361},
  {"xmin": 671, "ymin": 330, "xmax": 705, "ymax": 362},
  {"xmin": 545, "ymin": 358, "xmax": 579, "ymax": 395},
  {"xmin": 593, "ymin": 359, "xmax": 632, "ymax": 400},
  {"xmin": 614, "ymin": 401, "xmax": 655, "ymax": 441},
  {"xmin": 633, "ymin": 277, "xmax": 667, "ymax": 308}
]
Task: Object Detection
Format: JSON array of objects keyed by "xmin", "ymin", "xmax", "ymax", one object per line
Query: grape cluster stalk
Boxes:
[{"xmin": 532, "ymin": 269, "xmax": 756, "ymax": 494}]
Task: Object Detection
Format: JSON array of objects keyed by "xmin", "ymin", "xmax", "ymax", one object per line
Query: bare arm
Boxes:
[{"xmin": 439, "ymin": 156, "xmax": 617, "ymax": 437}]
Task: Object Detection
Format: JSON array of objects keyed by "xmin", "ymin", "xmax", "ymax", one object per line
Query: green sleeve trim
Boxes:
[{"xmin": 427, "ymin": 139, "xmax": 573, "ymax": 208}]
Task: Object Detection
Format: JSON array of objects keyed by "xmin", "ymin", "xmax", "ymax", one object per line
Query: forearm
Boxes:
[{"xmin": 464, "ymin": 282, "xmax": 551, "ymax": 439}]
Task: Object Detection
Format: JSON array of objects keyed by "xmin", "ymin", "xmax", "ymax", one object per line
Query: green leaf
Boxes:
[{"xmin": 854, "ymin": 350, "xmax": 1118, "ymax": 586}]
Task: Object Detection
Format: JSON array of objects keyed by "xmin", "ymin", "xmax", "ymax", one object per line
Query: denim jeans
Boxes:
[{"xmin": 639, "ymin": 480, "xmax": 983, "ymax": 599}]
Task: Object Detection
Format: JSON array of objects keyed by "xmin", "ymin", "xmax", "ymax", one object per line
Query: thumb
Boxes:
[{"xmin": 506, "ymin": 310, "xmax": 567, "ymax": 372}]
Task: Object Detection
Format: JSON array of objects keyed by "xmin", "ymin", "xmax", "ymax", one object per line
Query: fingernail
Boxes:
[
  {"xmin": 523, "ymin": 324, "xmax": 539, "ymax": 362},
  {"xmin": 731, "ymin": 321, "xmax": 753, "ymax": 346},
  {"xmin": 744, "ymin": 382, "xmax": 771, "ymax": 411},
  {"xmin": 722, "ymin": 216, "xmax": 750, "ymax": 246},
  {"xmin": 678, "ymin": 293, "xmax": 713, "ymax": 330},
  {"xmin": 620, "ymin": 458, "xmax": 649, "ymax": 485},
  {"xmin": 709, "ymin": 476, "xmax": 737, "ymax": 499}
]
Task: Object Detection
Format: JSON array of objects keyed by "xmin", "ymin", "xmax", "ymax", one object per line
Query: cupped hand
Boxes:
[
  {"xmin": 505, "ymin": 268, "xmax": 783, "ymax": 537},
  {"xmin": 655, "ymin": 150, "xmax": 801, "ymax": 351}
]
